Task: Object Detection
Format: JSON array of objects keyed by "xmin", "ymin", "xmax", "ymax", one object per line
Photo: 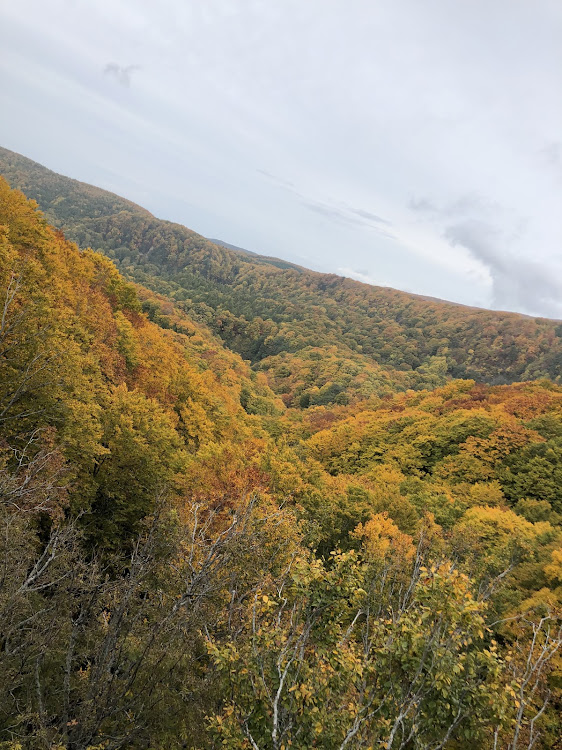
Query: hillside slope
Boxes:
[
  {"xmin": 1, "ymin": 176, "xmax": 562, "ymax": 748},
  {"xmin": 0, "ymin": 176, "xmax": 289, "ymax": 532},
  {"xmin": 1, "ymin": 146, "xmax": 561, "ymax": 407}
]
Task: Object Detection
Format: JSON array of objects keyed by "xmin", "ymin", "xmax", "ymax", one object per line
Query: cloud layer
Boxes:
[
  {"xmin": 0, "ymin": 0, "xmax": 560, "ymax": 316},
  {"xmin": 104, "ymin": 63, "xmax": 140, "ymax": 88}
]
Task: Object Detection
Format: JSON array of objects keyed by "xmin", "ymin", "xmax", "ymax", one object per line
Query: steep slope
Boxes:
[
  {"xmin": 0, "ymin": 176, "xmax": 288, "ymax": 541},
  {"xmin": 2, "ymin": 177, "xmax": 562, "ymax": 748},
  {"xmin": 2, "ymin": 146, "xmax": 561, "ymax": 407}
]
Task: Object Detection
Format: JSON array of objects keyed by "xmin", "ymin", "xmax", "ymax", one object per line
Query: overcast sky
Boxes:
[{"xmin": 1, "ymin": 0, "xmax": 561, "ymax": 317}]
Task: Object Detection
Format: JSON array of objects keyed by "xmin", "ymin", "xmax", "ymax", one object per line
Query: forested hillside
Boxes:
[
  {"xmin": 1, "ymin": 171, "xmax": 562, "ymax": 748},
  {"xmin": 1, "ymin": 146, "xmax": 561, "ymax": 413}
]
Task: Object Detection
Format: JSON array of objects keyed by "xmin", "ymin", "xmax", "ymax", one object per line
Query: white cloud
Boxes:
[
  {"xmin": 104, "ymin": 63, "xmax": 140, "ymax": 88},
  {"xmin": 0, "ymin": 0, "xmax": 560, "ymax": 315}
]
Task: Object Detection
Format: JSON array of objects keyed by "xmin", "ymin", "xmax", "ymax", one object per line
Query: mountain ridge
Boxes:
[
  {"xmin": 1, "ymin": 145, "xmax": 561, "ymax": 403},
  {"xmin": 1, "ymin": 155, "xmax": 562, "ymax": 750},
  {"xmin": 1, "ymin": 145, "xmax": 553, "ymax": 322}
]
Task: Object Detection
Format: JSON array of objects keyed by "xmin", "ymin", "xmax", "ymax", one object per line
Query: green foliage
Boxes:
[
  {"xmin": 208, "ymin": 532, "xmax": 509, "ymax": 749},
  {"xmin": 1, "ymin": 169, "xmax": 562, "ymax": 749},
  {"xmin": 501, "ymin": 438, "xmax": 562, "ymax": 512},
  {"xmin": 2, "ymin": 146, "xmax": 562, "ymax": 412},
  {"xmin": 87, "ymin": 384, "xmax": 189, "ymax": 547}
]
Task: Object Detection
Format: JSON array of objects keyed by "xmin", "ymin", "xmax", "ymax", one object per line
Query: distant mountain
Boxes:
[
  {"xmin": 207, "ymin": 238, "xmax": 258, "ymax": 256},
  {"xmin": 4, "ymin": 156, "xmax": 562, "ymax": 750},
  {"xmin": 208, "ymin": 238, "xmax": 304, "ymax": 272},
  {"xmin": 1, "ymin": 145, "xmax": 561, "ymax": 405}
]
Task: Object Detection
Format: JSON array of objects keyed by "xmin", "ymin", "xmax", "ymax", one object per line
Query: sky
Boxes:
[{"xmin": 1, "ymin": 0, "xmax": 561, "ymax": 318}]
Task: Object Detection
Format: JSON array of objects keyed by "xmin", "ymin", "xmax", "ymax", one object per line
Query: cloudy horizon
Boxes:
[{"xmin": 1, "ymin": 0, "xmax": 561, "ymax": 318}]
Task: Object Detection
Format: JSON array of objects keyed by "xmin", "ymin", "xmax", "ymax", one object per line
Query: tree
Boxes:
[{"xmin": 208, "ymin": 517, "xmax": 507, "ymax": 749}]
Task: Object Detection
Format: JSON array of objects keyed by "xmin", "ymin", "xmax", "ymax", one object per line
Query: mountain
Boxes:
[
  {"xmin": 1, "ymin": 145, "xmax": 561, "ymax": 411},
  {"xmin": 1, "ymin": 168, "xmax": 562, "ymax": 748},
  {"xmin": 208, "ymin": 237, "xmax": 305, "ymax": 270},
  {"xmin": 208, "ymin": 237, "xmax": 260, "ymax": 256},
  {"xmin": 207, "ymin": 237, "xmax": 260, "ymax": 257}
]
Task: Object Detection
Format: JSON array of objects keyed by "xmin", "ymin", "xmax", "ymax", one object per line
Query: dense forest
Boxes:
[
  {"xmin": 0, "ymin": 165, "xmax": 561, "ymax": 749},
  {"xmin": 1, "ymin": 147, "xmax": 561, "ymax": 413}
]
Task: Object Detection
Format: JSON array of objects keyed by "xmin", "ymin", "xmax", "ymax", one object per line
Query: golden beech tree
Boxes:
[{"xmin": 2, "ymin": 174, "xmax": 562, "ymax": 748}]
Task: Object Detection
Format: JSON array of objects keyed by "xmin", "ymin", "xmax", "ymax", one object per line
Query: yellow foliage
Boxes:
[{"xmin": 353, "ymin": 512, "xmax": 414, "ymax": 563}]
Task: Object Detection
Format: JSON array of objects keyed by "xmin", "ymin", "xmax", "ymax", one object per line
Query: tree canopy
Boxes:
[{"xmin": 0, "ymin": 170, "xmax": 561, "ymax": 749}]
